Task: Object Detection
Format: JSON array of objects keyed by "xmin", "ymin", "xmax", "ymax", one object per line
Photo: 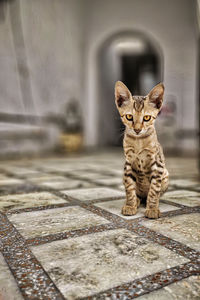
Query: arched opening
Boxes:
[{"xmin": 97, "ymin": 31, "xmax": 163, "ymax": 146}]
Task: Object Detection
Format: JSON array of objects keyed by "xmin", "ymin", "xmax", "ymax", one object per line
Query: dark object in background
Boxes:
[
  {"xmin": 60, "ymin": 99, "xmax": 83, "ymax": 133},
  {"xmin": 0, "ymin": 0, "xmax": 15, "ymax": 23},
  {"xmin": 59, "ymin": 99, "xmax": 83, "ymax": 152}
]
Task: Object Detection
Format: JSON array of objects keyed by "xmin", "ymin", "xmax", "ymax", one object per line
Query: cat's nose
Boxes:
[{"xmin": 134, "ymin": 129, "xmax": 141, "ymax": 134}]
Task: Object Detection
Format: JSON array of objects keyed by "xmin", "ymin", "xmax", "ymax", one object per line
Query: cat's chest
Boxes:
[{"xmin": 125, "ymin": 148, "xmax": 153, "ymax": 171}]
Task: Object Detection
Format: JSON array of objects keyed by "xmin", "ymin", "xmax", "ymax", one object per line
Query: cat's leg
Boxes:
[
  {"xmin": 122, "ymin": 161, "xmax": 138, "ymax": 215},
  {"xmin": 136, "ymin": 175, "xmax": 149, "ymax": 207},
  {"xmin": 145, "ymin": 157, "xmax": 164, "ymax": 219},
  {"xmin": 161, "ymin": 169, "xmax": 169, "ymax": 195}
]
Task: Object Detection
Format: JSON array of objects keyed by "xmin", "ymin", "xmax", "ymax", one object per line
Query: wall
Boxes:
[
  {"xmin": 0, "ymin": 0, "xmax": 84, "ymax": 155},
  {"xmin": 21, "ymin": 0, "xmax": 84, "ymax": 116},
  {"xmin": 0, "ymin": 0, "xmax": 198, "ymax": 154},
  {"xmin": 0, "ymin": 1, "xmax": 23, "ymax": 115},
  {"xmin": 0, "ymin": 0, "xmax": 84, "ymax": 115},
  {"xmin": 83, "ymin": 0, "xmax": 198, "ymax": 152}
]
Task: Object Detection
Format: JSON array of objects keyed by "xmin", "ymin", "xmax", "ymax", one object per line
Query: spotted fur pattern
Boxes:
[{"xmin": 115, "ymin": 81, "xmax": 169, "ymax": 219}]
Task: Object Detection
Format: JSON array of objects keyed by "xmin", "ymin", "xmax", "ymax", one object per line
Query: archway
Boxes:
[{"xmin": 97, "ymin": 31, "xmax": 163, "ymax": 146}]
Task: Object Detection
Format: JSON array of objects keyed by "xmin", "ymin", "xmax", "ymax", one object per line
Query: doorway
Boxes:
[{"xmin": 97, "ymin": 31, "xmax": 163, "ymax": 146}]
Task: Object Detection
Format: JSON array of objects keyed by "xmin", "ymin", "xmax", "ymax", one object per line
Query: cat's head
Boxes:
[{"xmin": 114, "ymin": 81, "xmax": 164, "ymax": 137}]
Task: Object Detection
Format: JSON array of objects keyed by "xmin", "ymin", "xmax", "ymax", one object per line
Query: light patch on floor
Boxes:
[
  {"xmin": 142, "ymin": 213, "xmax": 200, "ymax": 251},
  {"xmin": 139, "ymin": 276, "xmax": 200, "ymax": 300},
  {"xmin": 8, "ymin": 206, "xmax": 110, "ymax": 238},
  {"xmin": 61, "ymin": 187, "xmax": 125, "ymax": 201},
  {"xmin": 161, "ymin": 190, "xmax": 200, "ymax": 207},
  {"xmin": 0, "ymin": 178, "xmax": 25, "ymax": 186},
  {"xmin": 31, "ymin": 228, "xmax": 188, "ymax": 299},
  {"xmin": 95, "ymin": 199, "xmax": 180, "ymax": 219},
  {"xmin": 169, "ymin": 179, "xmax": 200, "ymax": 188},
  {"xmin": 92, "ymin": 177, "xmax": 123, "ymax": 186},
  {"xmin": 40, "ymin": 179, "xmax": 94, "ymax": 190},
  {"xmin": 0, "ymin": 192, "xmax": 66, "ymax": 212}
]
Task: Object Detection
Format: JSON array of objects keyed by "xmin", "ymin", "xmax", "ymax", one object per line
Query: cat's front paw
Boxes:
[
  {"xmin": 122, "ymin": 205, "xmax": 137, "ymax": 216},
  {"xmin": 145, "ymin": 208, "xmax": 161, "ymax": 219}
]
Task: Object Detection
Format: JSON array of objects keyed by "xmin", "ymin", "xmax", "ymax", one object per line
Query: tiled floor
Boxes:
[{"xmin": 0, "ymin": 151, "xmax": 199, "ymax": 299}]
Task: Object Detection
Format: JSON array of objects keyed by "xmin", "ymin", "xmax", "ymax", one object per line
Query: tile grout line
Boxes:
[
  {"xmin": 67, "ymin": 201, "xmax": 200, "ymax": 261},
  {"xmin": 21, "ymin": 195, "xmax": 200, "ymax": 262},
  {"xmin": 1, "ymin": 168, "xmax": 199, "ymax": 198},
  {"xmin": 1, "ymin": 191, "xmax": 198, "ymax": 299},
  {"xmin": 1, "ymin": 166, "xmax": 199, "ymax": 210},
  {"xmin": 6, "ymin": 202, "xmax": 76, "ymax": 215},
  {"xmin": 159, "ymin": 199, "xmax": 189, "ymax": 208},
  {"xmin": 1, "ymin": 182, "xmax": 200, "ymax": 261},
  {"xmin": 0, "ymin": 212, "xmax": 66, "ymax": 300},
  {"xmin": 80, "ymin": 261, "xmax": 200, "ymax": 299},
  {"xmin": 25, "ymin": 223, "xmax": 122, "ymax": 247},
  {"xmin": 0, "ymin": 167, "xmax": 200, "ymax": 298},
  {"xmin": 127, "ymin": 221, "xmax": 200, "ymax": 261}
]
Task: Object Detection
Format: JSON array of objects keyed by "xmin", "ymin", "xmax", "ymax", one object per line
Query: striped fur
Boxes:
[{"xmin": 115, "ymin": 81, "xmax": 169, "ymax": 218}]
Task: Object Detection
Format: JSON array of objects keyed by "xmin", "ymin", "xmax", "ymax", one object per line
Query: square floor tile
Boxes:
[
  {"xmin": 95, "ymin": 199, "xmax": 180, "ymax": 219},
  {"xmin": 8, "ymin": 206, "xmax": 109, "ymax": 238},
  {"xmin": 193, "ymin": 186, "xmax": 200, "ymax": 192},
  {"xmin": 166, "ymin": 158, "xmax": 198, "ymax": 178},
  {"xmin": 117, "ymin": 185, "xmax": 125, "ymax": 191},
  {"xmin": 2, "ymin": 167, "xmax": 42, "ymax": 176},
  {"xmin": 165, "ymin": 185, "xmax": 175, "ymax": 191},
  {"xmin": 40, "ymin": 179, "xmax": 94, "ymax": 190},
  {"xmin": 92, "ymin": 177, "xmax": 123, "ymax": 186},
  {"xmin": 0, "ymin": 192, "xmax": 66, "ymax": 212},
  {"xmin": 69, "ymin": 171, "xmax": 109, "ymax": 180},
  {"xmin": 31, "ymin": 229, "xmax": 188, "ymax": 299},
  {"xmin": 109, "ymin": 169, "xmax": 124, "ymax": 176},
  {"xmin": 0, "ymin": 178, "xmax": 25, "ymax": 186},
  {"xmin": 19, "ymin": 172, "xmax": 49, "ymax": 179},
  {"xmin": 161, "ymin": 190, "xmax": 200, "ymax": 207},
  {"xmin": 142, "ymin": 213, "xmax": 200, "ymax": 251},
  {"xmin": 29, "ymin": 175, "xmax": 94, "ymax": 190},
  {"xmin": 169, "ymin": 179, "xmax": 199, "ymax": 188},
  {"xmin": 117, "ymin": 184, "xmax": 175, "ymax": 192},
  {"xmin": 0, "ymin": 174, "xmax": 13, "ymax": 180},
  {"xmin": 83, "ymin": 166, "xmax": 116, "ymax": 174},
  {"xmin": 28, "ymin": 175, "xmax": 67, "ymax": 183},
  {"xmin": 40, "ymin": 164, "xmax": 89, "ymax": 173},
  {"xmin": 138, "ymin": 275, "xmax": 200, "ymax": 300},
  {"xmin": 0, "ymin": 253, "xmax": 24, "ymax": 300},
  {"xmin": 61, "ymin": 187, "xmax": 125, "ymax": 201}
]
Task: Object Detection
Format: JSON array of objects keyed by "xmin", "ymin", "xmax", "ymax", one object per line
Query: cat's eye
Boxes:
[
  {"xmin": 126, "ymin": 114, "xmax": 133, "ymax": 121},
  {"xmin": 143, "ymin": 115, "xmax": 151, "ymax": 122}
]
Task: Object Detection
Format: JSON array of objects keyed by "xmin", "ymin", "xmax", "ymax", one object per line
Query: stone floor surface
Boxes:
[{"xmin": 0, "ymin": 151, "xmax": 199, "ymax": 299}]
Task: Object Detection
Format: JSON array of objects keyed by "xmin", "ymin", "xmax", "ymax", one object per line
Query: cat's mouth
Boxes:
[
  {"xmin": 127, "ymin": 128, "xmax": 146, "ymax": 137},
  {"xmin": 133, "ymin": 131, "xmax": 144, "ymax": 137},
  {"xmin": 127, "ymin": 127, "xmax": 154, "ymax": 138}
]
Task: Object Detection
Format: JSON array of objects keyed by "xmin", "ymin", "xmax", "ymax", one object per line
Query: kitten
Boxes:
[{"xmin": 115, "ymin": 81, "xmax": 169, "ymax": 219}]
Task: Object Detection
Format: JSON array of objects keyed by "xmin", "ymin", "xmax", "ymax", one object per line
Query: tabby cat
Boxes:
[{"xmin": 115, "ymin": 81, "xmax": 169, "ymax": 219}]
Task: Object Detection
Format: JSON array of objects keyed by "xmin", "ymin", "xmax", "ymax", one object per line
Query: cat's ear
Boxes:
[
  {"xmin": 115, "ymin": 81, "xmax": 132, "ymax": 108},
  {"xmin": 148, "ymin": 83, "xmax": 164, "ymax": 110}
]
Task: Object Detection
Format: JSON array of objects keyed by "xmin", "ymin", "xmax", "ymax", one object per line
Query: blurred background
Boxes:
[{"xmin": 0, "ymin": 0, "xmax": 199, "ymax": 160}]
